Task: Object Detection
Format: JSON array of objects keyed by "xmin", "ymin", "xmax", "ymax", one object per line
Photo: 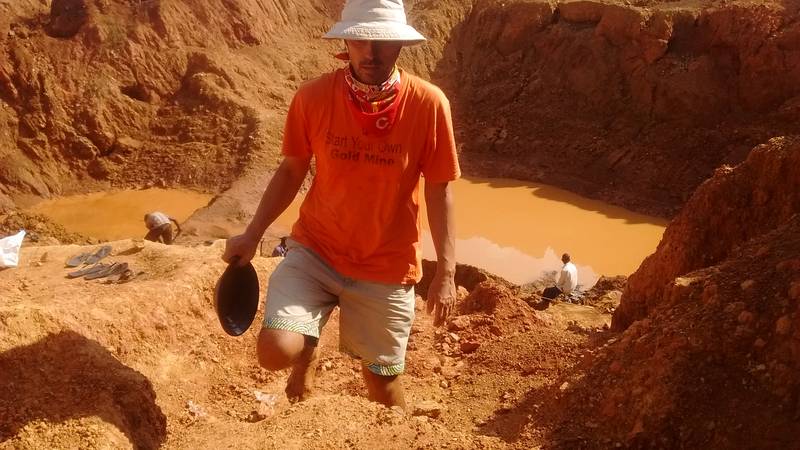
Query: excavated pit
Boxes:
[{"xmin": 1, "ymin": 0, "xmax": 800, "ymax": 448}]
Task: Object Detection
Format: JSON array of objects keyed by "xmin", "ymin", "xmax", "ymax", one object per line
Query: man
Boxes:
[
  {"xmin": 143, "ymin": 211, "xmax": 181, "ymax": 244},
  {"xmin": 270, "ymin": 236, "xmax": 288, "ymax": 257},
  {"xmin": 542, "ymin": 253, "xmax": 578, "ymax": 300},
  {"xmin": 222, "ymin": 0, "xmax": 459, "ymax": 409}
]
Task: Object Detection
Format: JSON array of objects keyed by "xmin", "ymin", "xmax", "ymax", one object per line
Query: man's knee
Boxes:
[{"xmin": 256, "ymin": 328, "xmax": 308, "ymax": 371}]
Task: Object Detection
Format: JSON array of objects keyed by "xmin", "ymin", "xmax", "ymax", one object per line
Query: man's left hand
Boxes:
[{"xmin": 426, "ymin": 269, "xmax": 456, "ymax": 327}]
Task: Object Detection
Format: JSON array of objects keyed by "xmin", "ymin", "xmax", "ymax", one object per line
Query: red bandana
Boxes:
[{"xmin": 343, "ymin": 64, "xmax": 402, "ymax": 136}]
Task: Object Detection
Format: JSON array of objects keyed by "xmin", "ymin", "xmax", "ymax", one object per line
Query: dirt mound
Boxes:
[
  {"xmin": 514, "ymin": 134, "xmax": 800, "ymax": 447},
  {"xmin": 0, "ymin": 239, "xmax": 613, "ymax": 449},
  {"xmin": 615, "ymin": 136, "xmax": 800, "ymax": 329},
  {"xmin": 438, "ymin": 0, "xmax": 800, "ymax": 216},
  {"xmin": 0, "ymin": 331, "xmax": 166, "ymax": 450},
  {"xmin": 537, "ymin": 215, "xmax": 800, "ymax": 448},
  {"xmin": 0, "ymin": 210, "xmax": 91, "ymax": 245}
]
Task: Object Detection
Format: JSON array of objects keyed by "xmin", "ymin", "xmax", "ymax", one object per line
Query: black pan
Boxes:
[{"xmin": 215, "ymin": 258, "xmax": 259, "ymax": 336}]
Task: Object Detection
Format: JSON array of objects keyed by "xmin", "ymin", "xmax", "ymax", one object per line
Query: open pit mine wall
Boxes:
[
  {"xmin": 0, "ymin": 0, "xmax": 345, "ymax": 205},
  {"xmin": 614, "ymin": 136, "xmax": 800, "ymax": 330},
  {"xmin": 0, "ymin": 0, "xmax": 463, "ymax": 209},
  {"xmin": 2, "ymin": 0, "xmax": 800, "ymax": 218},
  {"xmin": 435, "ymin": 0, "xmax": 800, "ymax": 215}
]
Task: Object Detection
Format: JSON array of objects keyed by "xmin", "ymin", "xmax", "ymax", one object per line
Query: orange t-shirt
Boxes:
[{"xmin": 282, "ymin": 68, "xmax": 460, "ymax": 284}]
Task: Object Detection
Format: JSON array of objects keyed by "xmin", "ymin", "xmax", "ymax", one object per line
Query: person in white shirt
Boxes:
[
  {"xmin": 143, "ymin": 211, "xmax": 181, "ymax": 244},
  {"xmin": 542, "ymin": 253, "xmax": 578, "ymax": 300}
]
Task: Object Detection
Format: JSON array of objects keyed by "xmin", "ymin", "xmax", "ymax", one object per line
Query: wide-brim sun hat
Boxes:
[{"xmin": 323, "ymin": 0, "xmax": 426, "ymax": 45}]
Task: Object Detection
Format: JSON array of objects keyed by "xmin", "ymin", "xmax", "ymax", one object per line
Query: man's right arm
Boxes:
[{"xmin": 223, "ymin": 155, "xmax": 311, "ymax": 265}]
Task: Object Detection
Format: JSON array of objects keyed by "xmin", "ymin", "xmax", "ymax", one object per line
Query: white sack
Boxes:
[{"xmin": 0, "ymin": 230, "xmax": 26, "ymax": 268}]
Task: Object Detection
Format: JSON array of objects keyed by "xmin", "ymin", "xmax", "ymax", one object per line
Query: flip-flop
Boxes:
[
  {"xmin": 85, "ymin": 262, "xmax": 128, "ymax": 281},
  {"xmin": 65, "ymin": 252, "xmax": 91, "ymax": 268},
  {"xmin": 84, "ymin": 245, "xmax": 113, "ymax": 265},
  {"xmin": 66, "ymin": 263, "xmax": 110, "ymax": 279}
]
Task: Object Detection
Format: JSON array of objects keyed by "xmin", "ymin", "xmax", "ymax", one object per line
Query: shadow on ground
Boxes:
[{"xmin": 0, "ymin": 330, "xmax": 166, "ymax": 449}]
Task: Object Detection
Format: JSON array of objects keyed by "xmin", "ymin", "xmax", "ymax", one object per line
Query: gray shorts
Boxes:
[{"xmin": 263, "ymin": 239, "xmax": 416, "ymax": 376}]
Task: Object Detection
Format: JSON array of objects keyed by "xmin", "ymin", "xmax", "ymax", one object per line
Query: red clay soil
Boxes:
[
  {"xmin": 2, "ymin": 0, "xmax": 800, "ymax": 448},
  {"xmin": 0, "ymin": 0, "xmax": 342, "ymax": 198},
  {"xmin": 3, "ymin": 0, "xmax": 800, "ymax": 220},
  {"xmin": 0, "ymin": 240, "xmax": 612, "ymax": 449},
  {"xmin": 439, "ymin": 0, "xmax": 800, "ymax": 216},
  {"xmin": 615, "ymin": 136, "xmax": 800, "ymax": 329},
  {"xmin": 541, "ymin": 215, "xmax": 800, "ymax": 449}
]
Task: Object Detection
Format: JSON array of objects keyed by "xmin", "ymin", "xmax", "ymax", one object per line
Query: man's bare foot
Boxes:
[{"xmin": 285, "ymin": 345, "xmax": 319, "ymax": 403}]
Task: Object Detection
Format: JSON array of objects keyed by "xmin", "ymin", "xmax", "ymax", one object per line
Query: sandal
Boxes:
[
  {"xmin": 84, "ymin": 245, "xmax": 113, "ymax": 265},
  {"xmin": 67, "ymin": 263, "xmax": 110, "ymax": 279},
  {"xmin": 65, "ymin": 252, "xmax": 91, "ymax": 268},
  {"xmin": 86, "ymin": 262, "xmax": 128, "ymax": 281}
]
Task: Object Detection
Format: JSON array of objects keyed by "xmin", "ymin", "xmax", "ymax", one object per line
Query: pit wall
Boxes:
[{"xmin": 437, "ymin": 0, "xmax": 800, "ymax": 215}]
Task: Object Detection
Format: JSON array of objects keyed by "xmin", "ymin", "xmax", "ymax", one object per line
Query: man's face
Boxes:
[{"xmin": 345, "ymin": 40, "xmax": 403, "ymax": 85}]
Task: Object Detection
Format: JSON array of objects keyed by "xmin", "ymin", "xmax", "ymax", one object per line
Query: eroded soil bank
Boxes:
[{"xmin": 3, "ymin": 0, "xmax": 799, "ymax": 220}]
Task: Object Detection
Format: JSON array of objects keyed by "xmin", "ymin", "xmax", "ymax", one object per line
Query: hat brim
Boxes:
[{"xmin": 323, "ymin": 21, "xmax": 426, "ymax": 45}]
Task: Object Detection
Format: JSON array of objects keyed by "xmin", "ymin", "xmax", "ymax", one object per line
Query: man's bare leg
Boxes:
[
  {"xmin": 285, "ymin": 339, "xmax": 320, "ymax": 402},
  {"xmin": 361, "ymin": 366, "xmax": 406, "ymax": 409},
  {"xmin": 257, "ymin": 329, "xmax": 320, "ymax": 403}
]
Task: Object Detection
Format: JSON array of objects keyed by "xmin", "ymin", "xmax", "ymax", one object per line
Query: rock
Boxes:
[
  {"xmin": 67, "ymin": 135, "xmax": 99, "ymax": 160},
  {"xmin": 753, "ymin": 338, "xmax": 767, "ymax": 350},
  {"xmin": 533, "ymin": 310, "xmax": 555, "ymax": 327},
  {"xmin": 737, "ymin": 311, "xmax": 755, "ymax": 324},
  {"xmin": 440, "ymin": 380, "xmax": 449, "ymax": 389},
  {"xmin": 48, "ymin": 0, "xmax": 89, "ymax": 38},
  {"xmin": 702, "ymin": 283, "xmax": 719, "ymax": 305},
  {"xmin": 789, "ymin": 281, "xmax": 800, "ymax": 301},
  {"xmin": 114, "ymin": 136, "xmax": 144, "ymax": 155},
  {"xmin": 489, "ymin": 325, "xmax": 503, "ymax": 336},
  {"xmin": 413, "ymin": 401, "xmax": 443, "ymax": 419},
  {"xmin": 87, "ymin": 158, "xmax": 111, "ymax": 179},
  {"xmin": 448, "ymin": 315, "xmax": 470, "ymax": 331},
  {"xmin": 776, "ymin": 316, "xmax": 792, "ymax": 335},
  {"xmin": 246, "ymin": 406, "xmax": 269, "ymax": 423},
  {"xmin": 448, "ymin": 332, "xmax": 460, "ymax": 342},
  {"xmin": 777, "ymin": 259, "xmax": 800, "ymax": 273},
  {"xmin": 740, "ymin": 279, "xmax": 756, "ymax": 290},
  {"xmin": 460, "ymin": 341, "xmax": 480, "ymax": 354},
  {"xmin": 322, "ymin": 361, "xmax": 333, "ymax": 371},
  {"xmin": 559, "ymin": 382, "xmax": 570, "ymax": 391},
  {"xmin": 456, "ymin": 286, "xmax": 469, "ymax": 300},
  {"xmin": 441, "ymin": 365, "xmax": 460, "ymax": 380},
  {"xmin": 186, "ymin": 400, "xmax": 207, "ymax": 418},
  {"xmin": 426, "ymin": 356, "xmax": 442, "ymax": 372}
]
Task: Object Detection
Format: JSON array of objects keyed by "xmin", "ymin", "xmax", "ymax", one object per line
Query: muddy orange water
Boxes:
[
  {"xmin": 27, "ymin": 188, "xmax": 213, "ymax": 241},
  {"xmin": 274, "ymin": 178, "xmax": 667, "ymax": 287}
]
